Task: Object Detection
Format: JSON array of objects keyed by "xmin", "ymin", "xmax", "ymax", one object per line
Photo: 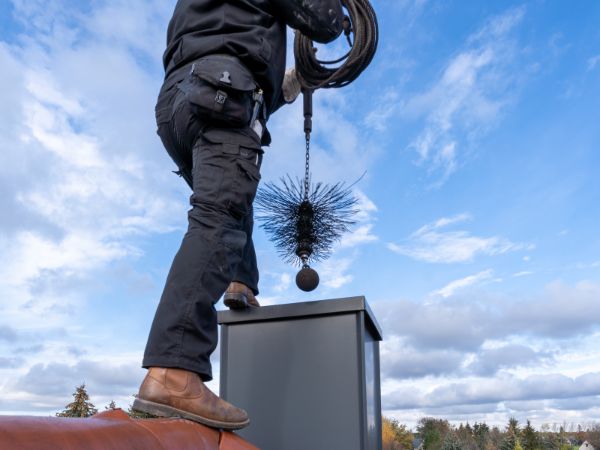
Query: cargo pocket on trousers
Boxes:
[
  {"xmin": 191, "ymin": 145, "xmax": 226, "ymax": 206},
  {"xmin": 229, "ymin": 152, "xmax": 261, "ymax": 218}
]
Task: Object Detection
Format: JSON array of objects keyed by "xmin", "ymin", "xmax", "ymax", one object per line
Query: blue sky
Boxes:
[{"xmin": 0, "ymin": 0, "xmax": 599, "ymax": 428}]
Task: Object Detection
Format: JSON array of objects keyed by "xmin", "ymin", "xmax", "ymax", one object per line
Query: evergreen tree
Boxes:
[
  {"xmin": 489, "ymin": 426, "xmax": 504, "ymax": 450},
  {"xmin": 441, "ymin": 431, "xmax": 462, "ymax": 450},
  {"xmin": 56, "ymin": 384, "xmax": 98, "ymax": 418},
  {"xmin": 500, "ymin": 433, "xmax": 517, "ymax": 450},
  {"xmin": 521, "ymin": 420, "xmax": 540, "ymax": 450},
  {"xmin": 105, "ymin": 400, "xmax": 117, "ymax": 410},
  {"xmin": 456, "ymin": 421, "xmax": 478, "ymax": 450},
  {"xmin": 417, "ymin": 418, "xmax": 450, "ymax": 450},
  {"xmin": 515, "ymin": 438, "xmax": 524, "ymax": 450},
  {"xmin": 508, "ymin": 418, "xmax": 520, "ymax": 436},
  {"xmin": 500, "ymin": 418, "xmax": 520, "ymax": 450},
  {"xmin": 465, "ymin": 423, "xmax": 473, "ymax": 435},
  {"xmin": 473, "ymin": 422, "xmax": 490, "ymax": 450}
]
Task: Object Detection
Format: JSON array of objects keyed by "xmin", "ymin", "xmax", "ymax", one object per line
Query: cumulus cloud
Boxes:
[
  {"xmin": 14, "ymin": 360, "xmax": 143, "ymax": 398},
  {"xmin": 0, "ymin": 0, "xmax": 184, "ymax": 330},
  {"xmin": 549, "ymin": 396, "xmax": 600, "ymax": 411},
  {"xmin": 381, "ymin": 338, "xmax": 464, "ymax": 379},
  {"xmin": 380, "ymin": 340, "xmax": 554, "ymax": 381},
  {"xmin": 376, "ymin": 280, "xmax": 600, "ymax": 423},
  {"xmin": 378, "ymin": 298, "xmax": 492, "ymax": 352},
  {"xmin": 13, "ymin": 344, "xmax": 45, "ymax": 355},
  {"xmin": 388, "ymin": 214, "xmax": 529, "ymax": 263},
  {"xmin": 385, "ymin": 372, "xmax": 600, "ymax": 410},
  {"xmin": 0, "ymin": 357, "xmax": 25, "ymax": 369},
  {"xmin": 377, "ymin": 281, "xmax": 600, "ymax": 353},
  {"xmin": 505, "ymin": 281, "xmax": 600, "ymax": 339},
  {"xmin": 1, "ymin": 0, "xmax": 386, "ymax": 413},
  {"xmin": 0, "ymin": 0, "xmax": 186, "ymax": 413},
  {"xmin": 467, "ymin": 345, "xmax": 554, "ymax": 376},
  {"xmin": 0, "ymin": 326, "xmax": 18, "ymax": 343}
]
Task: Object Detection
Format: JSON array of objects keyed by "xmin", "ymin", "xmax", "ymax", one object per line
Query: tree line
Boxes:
[
  {"xmin": 383, "ymin": 417, "xmax": 600, "ymax": 450},
  {"xmin": 55, "ymin": 383, "xmax": 152, "ymax": 419},
  {"xmin": 55, "ymin": 384, "xmax": 600, "ymax": 450}
]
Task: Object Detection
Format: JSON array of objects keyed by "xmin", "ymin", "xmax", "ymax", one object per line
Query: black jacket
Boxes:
[{"xmin": 159, "ymin": 0, "xmax": 344, "ymax": 117}]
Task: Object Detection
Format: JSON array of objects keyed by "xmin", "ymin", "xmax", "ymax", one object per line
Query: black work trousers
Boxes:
[{"xmin": 143, "ymin": 83, "xmax": 263, "ymax": 381}]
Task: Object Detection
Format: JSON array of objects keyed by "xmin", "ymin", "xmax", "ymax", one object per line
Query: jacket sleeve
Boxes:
[{"xmin": 270, "ymin": 0, "xmax": 344, "ymax": 43}]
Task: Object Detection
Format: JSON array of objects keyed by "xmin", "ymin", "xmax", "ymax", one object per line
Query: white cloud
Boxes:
[
  {"xmin": 401, "ymin": 6, "xmax": 527, "ymax": 184},
  {"xmin": 388, "ymin": 214, "xmax": 529, "ymax": 263},
  {"xmin": 0, "ymin": 0, "xmax": 184, "ymax": 326},
  {"xmin": 263, "ymin": 84, "xmax": 378, "ymax": 188},
  {"xmin": 384, "ymin": 372, "xmax": 600, "ymax": 410},
  {"xmin": 376, "ymin": 280, "xmax": 600, "ymax": 352},
  {"xmin": 11, "ymin": 4, "xmax": 382, "ymax": 333},
  {"xmin": 364, "ymin": 89, "xmax": 401, "ymax": 132},
  {"xmin": 353, "ymin": 190, "xmax": 378, "ymax": 222},
  {"xmin": 513, "ymin": 271, "xmax": 533, "ymax": 277},
  {"xmin": 467, "ymin": 344, "xmax": 555, "ymax": 376},
  {"xmin": 381, "ymin": 336, "xmax": 465, "ymax": 379},
  {"xmin": 0, "ymin": 72, "xmax": 179, "ymax": 324},
  {"xmin": 338, "ymin": 190, "xmax": 378, "ymax": 248},
  {"xmin": 319, "ymin": 257, "xmax": 354, "ymax": 289},
  {"xmin": 372, "ymin": 282, "xmax": 600, "ymax": 425},
  {"xmin": 0, "ymin": 0, "xmax": 188, "ymax": 414},
  {"xmin": 273, "ymin": 273, "xmax": 292, "ymax": 293},
  {"xmin": 431, "ymin": 269, "xmax": 494, "ymax": 298},
  {"xmin": 587, "ymin": 54, "xmax": 600, "ymax": 71},
  {"xmin": 0, "ymin": 356, "xmax": 145, "ymax": 414},
  {"xmin": 340, "ymin": 224, "xmax": 378, "ymax": 248}
]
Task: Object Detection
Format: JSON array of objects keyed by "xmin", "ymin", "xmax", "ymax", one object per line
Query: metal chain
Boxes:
[{"xmin": 304, "ymin": 131, "xmax": 311, "ymax": 200}]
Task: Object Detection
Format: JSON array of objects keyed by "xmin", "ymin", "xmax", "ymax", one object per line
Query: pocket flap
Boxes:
[
  {"xmin": 202, "ymin": 128, "xmax": 262, "ymax": 150},
  {"xmin": 191, "ymin": 55, "xmax": 257, "ymax": 92}
]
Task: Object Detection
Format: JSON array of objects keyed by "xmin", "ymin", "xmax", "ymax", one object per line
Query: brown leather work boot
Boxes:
[
  {"xmin": 223, "ymin": 282, "xmax": 260, "ymax": 309},
  {"xmin": 132, "ymin": 368, "xmax": 249, "ymax": 430}
]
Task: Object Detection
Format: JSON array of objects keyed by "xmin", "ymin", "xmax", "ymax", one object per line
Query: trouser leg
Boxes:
[
  {"xmin": 232, "ymin": 206, "xmax": 259, "ymax": 295},
  {"xmin": 143, "ymin": 136, "xmax": 261, "ymax": 381}
]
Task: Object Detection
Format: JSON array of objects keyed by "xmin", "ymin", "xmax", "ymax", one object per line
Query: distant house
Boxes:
[
  {"xmin": 413, "ymin": 438, "xmax": 423, "ymax": 450},
  {"xmin": 580, "ymin": 441, "xmax": 596, "ymax": 450}
]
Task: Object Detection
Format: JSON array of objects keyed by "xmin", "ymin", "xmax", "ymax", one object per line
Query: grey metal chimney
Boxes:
[{"xmin": 218, "ymin": 296, "xmax": 383, "ymax": 450}]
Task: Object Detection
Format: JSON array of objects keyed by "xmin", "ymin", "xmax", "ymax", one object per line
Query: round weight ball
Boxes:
[{"xmin": 296, "ymin": 266, "xmax": 319, "ymax": 292}]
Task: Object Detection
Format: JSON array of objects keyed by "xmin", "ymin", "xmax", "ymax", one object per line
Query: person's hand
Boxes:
[{"xmin": 282, "ymin": 67, "xmax": 302, "ymax": 103}]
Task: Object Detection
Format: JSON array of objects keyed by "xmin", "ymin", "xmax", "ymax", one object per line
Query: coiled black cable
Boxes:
[{"xmin": 294, "ymin": 0, "xmax": 378, "ymax": 91}]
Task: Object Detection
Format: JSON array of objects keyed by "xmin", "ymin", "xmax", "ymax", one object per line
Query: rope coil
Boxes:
[{"xmin": 294, "ymin": 0, "xmax": 379, "ymax": 91}]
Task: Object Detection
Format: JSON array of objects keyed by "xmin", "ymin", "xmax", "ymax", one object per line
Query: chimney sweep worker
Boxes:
[{"xmin": 134, "ymin": 0, "xmax": 344, "ymax": 430}]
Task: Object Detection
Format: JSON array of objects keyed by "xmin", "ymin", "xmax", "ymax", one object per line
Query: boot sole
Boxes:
[
  {"xmin": 223, "ymin": 293, "xmax": 259, "ymax": 310},
  {"xmin": 131, "ymin": 398, "xmax": 250, "ymax": 431}
]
